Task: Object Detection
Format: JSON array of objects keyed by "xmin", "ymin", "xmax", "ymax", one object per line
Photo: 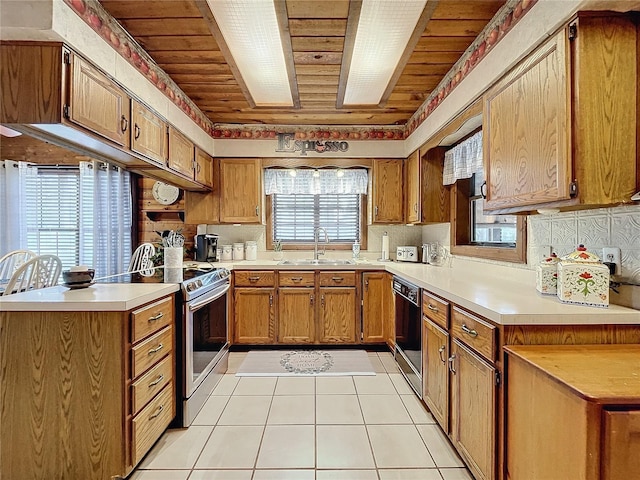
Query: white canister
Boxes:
[
  {"xmin": 221, "ymin": 244, "xmax": 232, "ymax": 261},
  {"xmin": 245, "ymin": 241, "xmax": 257, "ymax": 261},
  {"xmin": 233, "ymin": 242, "xmax": 244, "ymax": 261}
]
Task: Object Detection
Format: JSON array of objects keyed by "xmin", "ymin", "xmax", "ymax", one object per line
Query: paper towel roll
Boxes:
[{"xmin": 381, "ymin": 233, "xmax": 389, "ymax": 260}]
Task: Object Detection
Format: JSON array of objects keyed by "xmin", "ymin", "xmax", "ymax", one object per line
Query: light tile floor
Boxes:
[{"xmin": 132, "ymin": 351, "xmax": 473, "ymax": 480}]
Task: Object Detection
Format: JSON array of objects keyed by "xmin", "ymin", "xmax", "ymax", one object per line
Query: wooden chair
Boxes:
[
  {"xmin": 128, "ymin": 243, "xmax": 156, "ymax": 275},
  {"xmin": 0, "ymin": 250, "xmax": 37, "ymax": 282},
  {"xmin": 2, "ymin": 254, "xmax": 62, "ymax": 296}
]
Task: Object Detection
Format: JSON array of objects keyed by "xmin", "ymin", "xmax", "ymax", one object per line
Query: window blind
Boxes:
[{"xmin": 272, "ymin": 193, "xmax": 361, "ymax": 243}]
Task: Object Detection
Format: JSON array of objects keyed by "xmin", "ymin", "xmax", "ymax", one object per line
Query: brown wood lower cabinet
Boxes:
[
  {"xmin": 0, "ymin": 295, "xmax": 176, "ymax": 480},
  {"xmin": 422, "ymin": 317, "xmax": 449, "ymax": 431},
  {"xmin": 318, "ymin": 287, "xmax": 357, "ymax": 343},
  {"xmin": 233, "ymin": 287, "xmax": 276, "ymax": 344},
  {"xmin": 278, "ymin": 287, "xmax": 315, "ymax": 343},
  {"xmin": 362, "ymin": 271, "xmax": 391, "ymax": 343}
]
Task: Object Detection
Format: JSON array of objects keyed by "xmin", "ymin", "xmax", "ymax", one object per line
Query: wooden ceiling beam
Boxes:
[
  {"xmin": 285, "ymin": 0, "xmax": 350, "ymax": 19},
  {"xmin": 97, "ymin": 1, "xmax": 202, "ymax": 18}
]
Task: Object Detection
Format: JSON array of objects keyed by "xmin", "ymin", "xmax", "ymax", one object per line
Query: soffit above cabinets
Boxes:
[{"xmin": 98, "ymin": 0, "xmax": 506, "ymax": 126}]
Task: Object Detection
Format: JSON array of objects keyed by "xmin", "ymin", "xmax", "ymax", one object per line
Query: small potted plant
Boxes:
[{"xmin": 273, "ymin": 239, "xmax": 283, "ymax": 261}]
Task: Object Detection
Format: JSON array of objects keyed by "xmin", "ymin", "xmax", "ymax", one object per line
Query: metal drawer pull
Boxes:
[
  {"xmin": 269, "ymin": 294, "xmax": 273, "ymax": 307},
  {"xmin": 148, "ymin": 312, "xmax": 164, "ymax": 322},
  {"xmin": 134, "ymin": 124, "xmax": 141, "ymax": 139},
  {"xmin": 310, "ymin": 294, "xmax": 314, "ymax": 306},
  {"xmin": 248, "ymin": 276, "xmax": 260, "ymax": 282},
  {"xmin": 291, "ymin": 277, "xmax": 303, "ymax": 282},
  {"xmin": 149, "ymin": 404, "xmax": 164, "ymax": 420},
  {"xmin": 331, "ymin": 277, "xmax": 344, "ymax": 282},
  {"xmin": 148, "ymin": 343, "xmax": 164, "ymax": 355},
  {"xmin": 438, "ymin": 345, "xmax": 446, "ymax": 363},
  {"xmin": 448, "ymin": 354, "xmax": 457, "ymax": 374},
  {"xmin": 120, "ymin": 115, "xmax": 128, "ymax": 133},
  {"xmin": 149, "ymin": 374, "xmax": 164, "ymax": 388},
  {"xmin": 461, "ymin": 324, "xmax": 478, "ymax": 337},
  {"xmin": 427, "ymin": 304, "xmax": 438, "ymax": 312}
]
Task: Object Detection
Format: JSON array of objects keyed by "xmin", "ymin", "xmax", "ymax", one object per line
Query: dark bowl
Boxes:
[{"xmin": 62, "ymin": 269, "xmax": 95, "ymax": 285}]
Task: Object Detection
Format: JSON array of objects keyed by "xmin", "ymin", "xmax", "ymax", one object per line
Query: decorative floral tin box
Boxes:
[
  {"xmin": 536, "ymin": 253, "xmax": 559, "ymax": 295},
  {"xmin": 557, "ymin": 245, "xmax": 609, "ymax": 307}
]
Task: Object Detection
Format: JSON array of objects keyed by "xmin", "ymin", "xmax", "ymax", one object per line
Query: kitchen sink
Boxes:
[{"xmin": 278, "ymin": 259, "xmax": 355, "ymax": 266}]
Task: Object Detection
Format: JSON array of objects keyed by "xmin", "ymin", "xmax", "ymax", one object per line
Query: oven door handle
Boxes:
[{"xmin": 188, "ymin": 283, "xmax": 230, "ymax": 311}]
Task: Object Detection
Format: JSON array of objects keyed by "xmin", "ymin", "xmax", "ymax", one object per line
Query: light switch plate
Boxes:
[{"xmin": 602, "ymin": 247, "xmax": 621, "ymax": 275}]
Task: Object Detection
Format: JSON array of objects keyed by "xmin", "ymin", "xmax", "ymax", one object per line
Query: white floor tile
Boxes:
[
  {"xmin": 275, "ymin": 376, "xmax": 316, "ymax": 395},
  {"xmin": 359, "ymin": 395, "xmax": 412, "ymax": 424},
  {"xmin": 388, "ymin": 373, "xmax": 414, "ymax": 395},
  {"xmin": 316, "ymin": 394, "xmax": 364, "ymax": 424},
  {"xmin": 368, "ymin": 425, "xmax": 435, "ymax": 468},
  {"xmin": 138, "ymin": 427, "xmax": 212, "ymax": 470},
  {"xmin": 367, "ymin": 353, "xmax": 387, "ymax": 373},
  {"xmin": 316, "ymin": 425, "xmax": 375, "ymax": 469},
  {"xmin": 400, "ymin": 394, "xmax": 436, "ymax": 424},
  {"xmin": 253, "ymin": 470, "xmax": 315, "ymax": 480},
  {"xmin": 316, "ymin": 376, "xmax": 356, "ymax": 394},
  {"xmin": 217, "ymin": 395, "xmax": 272, "ymax": 425},
  {"xmin": 189, "ymin": 470, "xmax": 253, "ymax": 480},
  {"xmin": 256, "ymin": 425, "xmax": 315, "ymax": 469},
  {"xmin": 192, "ymin": 395, "xmax": 230, "ymax": 426},
  {"xmin": 354, "ymin": 374, "xmax": 396, "ymax": 394},
  {"xmin": 129, "ymin": 470, "xmax": 190, "ymax": 480},
  {"xmin": 378, "ymin": 469, "xmax": 442, "ymax": 480},
  {"xmin": 416, "ymin": 424, "xmax": 465, "ymax": 468},
  {"xmin": 439, "ymin": 468, "xmax": 474, "ymax": 480},
  {"xmin": 317, "ymin": 469, "xmax": 379, "ymax": 480},
  {"xmin": 212, "ymin": 374, "xmax": 240, "ymax": 395},
  {"xmin": 233, "ymin": 377, "xmax": 277, "ymax": 395},
  {"xmin": 377, "ymin": 354, "xmax": 399, "ymax": 373},
  {"xmin": 195, "ymin": 425, "xmax": 263, "ymax": 469},
  {"xmin": 227, "ymin": 352, "xmax": 248, "ymax": 374},
  {"xmin": 268, "ymin": 395, "xmax": 315, "ymax": 424}
]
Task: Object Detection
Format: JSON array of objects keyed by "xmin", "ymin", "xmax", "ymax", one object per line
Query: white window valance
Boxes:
[
  {"xmin": 264, "ymin": 168, "xmax": 368, "ymax": 195},
  {"xmin": 442, "ymin": 130, "xmax": 483, "ymax": 185}
]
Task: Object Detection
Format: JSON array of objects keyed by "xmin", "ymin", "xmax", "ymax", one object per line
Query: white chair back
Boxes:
[
  {"xmin": 2, "ymin": 254, "xmax": 62, "ymax": 296},
  {"xmin": 0, "ymin": 250, "xmax": 37, "ymax": 282},
  {"xmin": 128, "ymin": 243, "xmax": 156, "ymax": 275}
]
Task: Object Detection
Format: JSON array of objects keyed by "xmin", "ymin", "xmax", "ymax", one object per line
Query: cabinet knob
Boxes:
[
  {"xmin": 255, "ymin": 205, "xmax": 259, "ymax": 216},
  {"xmin": 310, "ymin": 294, "xmax": 314, "ymax": 306},
  {"xmin": 375, "ymin": 206, "xmax": 379, "ymax": 217},
  {"xmin": 438, "ymin": 345, "xmax": 446, "ymax": 363},
  {"xmin": 365, "ymin": 279, "xmax": 369, "ymax": 291},
  {"xmin": 120, "ymin": 115, "xmax": 128, "ymax": 133},
  {"xmin": 134, "ymin": 123, "xmax": 141, "ymax": 139},
  {"xmin": 321, "ymin": 294, "xmax": 325, "ymax": 307},
  {"xmin": 269, "ymin": 294, "xmax": 273, "ymax": 307},
  {"xmin": 461, "ymin": 324, "xmax": 478, "ymax": 337},
  {"xmin": 448, "ymin": 354, "xmax": 457, "ymax": 374},
  {"xmin": 427, "ymin": 304, "xmax": 438, "ymax": 313},
  {"xmin": 414, "ymin": 203, "xmax": 418, "ymax": 213}
]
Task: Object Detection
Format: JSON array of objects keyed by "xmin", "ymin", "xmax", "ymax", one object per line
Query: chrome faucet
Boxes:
[{"xmin": 314, "ymin": 227, "xmax": 329, "ymax": 261}]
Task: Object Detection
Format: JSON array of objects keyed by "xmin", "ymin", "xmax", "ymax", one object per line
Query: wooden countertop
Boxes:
[{"xmin": 504, "ymin": 344, "xmax": 640, "ymax": 404}]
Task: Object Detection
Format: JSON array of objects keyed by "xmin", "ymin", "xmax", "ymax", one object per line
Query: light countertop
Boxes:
[{"xmin": 0, "ymin": 283, "xmax": 179, "ymax": 312}]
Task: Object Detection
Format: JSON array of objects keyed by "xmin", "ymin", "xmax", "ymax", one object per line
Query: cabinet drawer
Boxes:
[
  {"xmin": 131, "ymin": 296, "xmax": 173, "ymax": 343},
  {"xmin": 235, "ymin": 270, "xmax": 276, "ymax": 287},
  {"xmin": 132, "ymin": 383, "xmax": 174, "ymax": 465},
  {"xmin": 422, "ymin": 291, "xmax": 449, "ymax": 329},
  {"xmin": 131, "ymin": 354, "xmax": 173, "ymax": 415},
  {"xmin": 132, "ymin": 326, "xmax": 173, "ymax": 378},
  {"xmin": 451, "ymin": 307, "xmax": 496, "ymax": 361},
  {"xmin": 279, "ymin": 271, "xmax": 315, "ymax": 287},
  {"xmin": 318, "ymin": 271, "xmax": 356, "ymax": 287}
]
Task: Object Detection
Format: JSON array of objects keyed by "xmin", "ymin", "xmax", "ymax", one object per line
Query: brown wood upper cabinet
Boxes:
[
  {"xmin": 131, "ymin": 99, "xmax": 167, "ymax": 165},
  {"xmin": 404, "ymin": 148, "xmax": 449, "ymax": 224},
  {"xmin": 369, "ymin": 159, "xmax": 404, "ymax": 224},
  {"xmin": 219, "ymin": 158, "xmax": 262, "ymax": 223},
  {"xmin": 167, "ymin": 126, "xmax": 195, "ymax": 178},
  {"xmin": 483, "ymin": 13, "xmax": 637, "ymax": 213},
  {"xmin": 195, "ymin": 147, "xmax": 214, "ymax": 188}
]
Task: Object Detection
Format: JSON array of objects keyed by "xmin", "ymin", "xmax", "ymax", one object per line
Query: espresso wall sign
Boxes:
[{"xmin": 276, "ymin": 133, "xmax": 349, "ymax": 156}]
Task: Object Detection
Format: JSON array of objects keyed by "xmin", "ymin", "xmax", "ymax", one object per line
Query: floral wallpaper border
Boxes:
[{"xmin": 64, "ymin": 0, "xmax": 535, "ymax": 141}]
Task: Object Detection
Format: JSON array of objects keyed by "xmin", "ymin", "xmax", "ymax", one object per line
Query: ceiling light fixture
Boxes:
[
  {"xmin": 338, "ymin": 0, "xmax": 435, "ymax": 107},
  {"xmin": 201, "ymin": 0, "xmax": 299, "ymax": 108}
]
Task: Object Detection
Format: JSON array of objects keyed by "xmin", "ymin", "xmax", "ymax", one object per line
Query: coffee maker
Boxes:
[{"xmin": 195, "ymin": 234, "xmax": 218, "ymax": 262}]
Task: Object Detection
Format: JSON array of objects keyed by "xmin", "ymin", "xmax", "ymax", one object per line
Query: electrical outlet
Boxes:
[{"xmin": 602, "ymin": 247, "xmax": 621, "ymax": 275}]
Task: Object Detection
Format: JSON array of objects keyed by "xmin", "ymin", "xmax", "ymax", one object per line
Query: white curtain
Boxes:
[
  {"xmin": 443, "ymin": 131, "xmax": 484, "ymax": 185},
  {"xmin": 79, "ymin": 161, "xmax": 132, "ymax": 277},
  {"xmin": 264, "ymin": 168, "xmax": 368, "ymax": 195},
  {"xmin": 0, "ymin": 160, "xmax": 35, "ymax": 256}
]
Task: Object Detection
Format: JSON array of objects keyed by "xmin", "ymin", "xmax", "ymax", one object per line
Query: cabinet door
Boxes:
[
  {"xmin": 233, "ymin": 288, "xmax": 275, "ymax": 344},
  {"xmin": 602, "ymin": 409, "xmax": 640, "ymax": 480},
  {"xmin": 131, "ymin": 99, "xmax": 167, "ymax": 165},
  {"xmin": 219, "ymin": 158, "xmax": 262, "ymax": 223},
  {"xmin": 370, "ymin": 159, "xmax": 403, "ymax": 224},
  {"xmin": 68, "ymin": 54, "xmax": 130, "ymax": 147},
  {"xmin": 318, "ymin": 287, "xmax": 357, "ymax": 343},
  {"xmin": 405, "ymin": 150, "xmax": 420, "ymax": 223},
  {"xmin": 195, "ymin": 147, "xmax": 214, "ymax": 188},
  {"xmin": 423, "ymin": 318, "xmax": 449, "ymax": 432},
  {"xmin": 278, "ymin": 288, "xmax": 315, "ymax": 344},
  {"xmin": 450, "ymin": 339, "xmax": 496, "ymax": 480},
  {"xmin": 362, "ymin": 272, "xmax": 385, "ymax": 343},
  {"xmin": 168, "ymin": 126, "xmax": 194, "ymax": 178},
  {"xmin": 420, "ymin": 148, "xmax": 449, "ymax": 223},
  {"xmin": 483, "ymin": 31, "xmax": 571, "ymax": 211},
  {"xmin": 185, "ymin": 157, "xmax": 220, "ymax": 224}
]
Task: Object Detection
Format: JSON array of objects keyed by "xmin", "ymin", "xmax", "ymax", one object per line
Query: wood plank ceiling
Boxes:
[{"xmin": 99, "ymin": 0, "xmax": 505, "ymax": 126}]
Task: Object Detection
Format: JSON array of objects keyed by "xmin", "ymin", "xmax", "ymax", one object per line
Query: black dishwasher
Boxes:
[{"xmin": 393, "ymin": 276, "xmax": 422, "ymax": 397}]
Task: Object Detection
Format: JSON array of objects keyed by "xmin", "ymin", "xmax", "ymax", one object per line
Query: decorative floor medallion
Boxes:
[{"xmin": 280, "ymin": 350, "xmax": 334, "ymax": 375}]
